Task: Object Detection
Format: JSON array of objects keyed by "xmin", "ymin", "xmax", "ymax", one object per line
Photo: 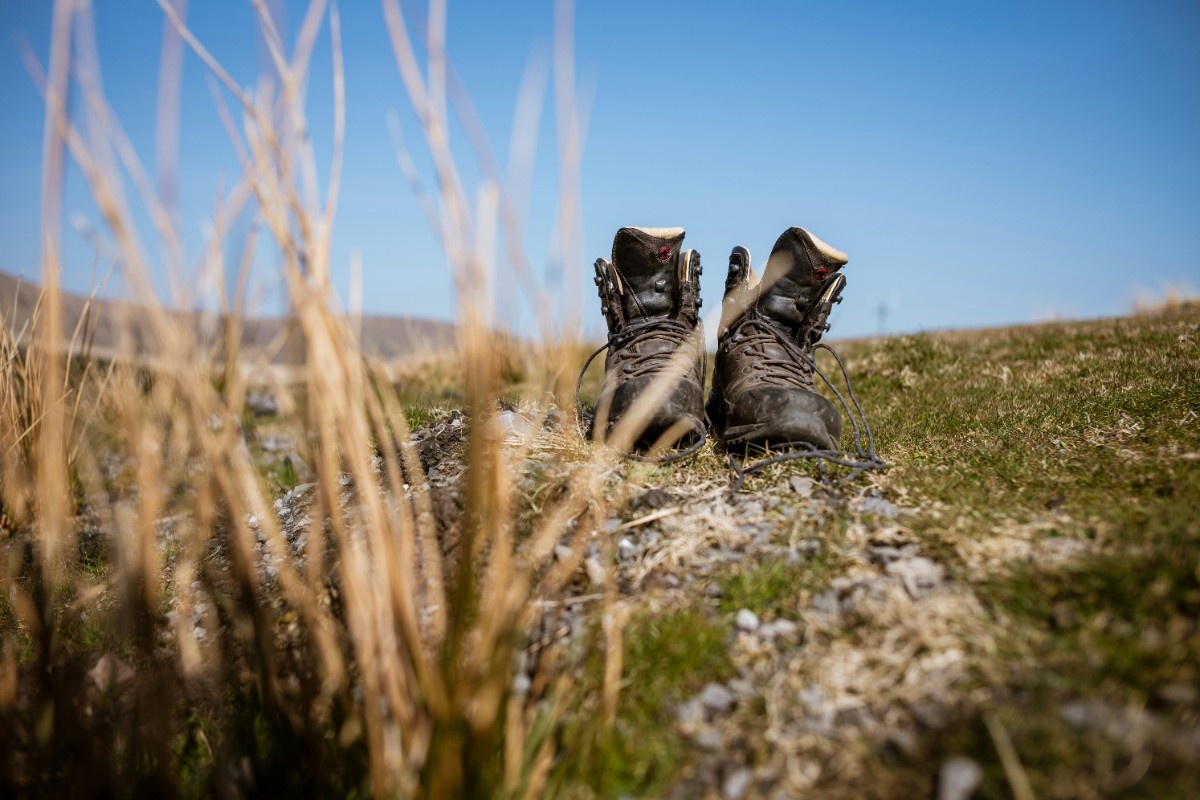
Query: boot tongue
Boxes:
[
  {"xmin": 611, "ymin": 227, "xmax": 686, "ymax": 321},
  {"xmin": 757, "ymin": 227, "xmax": 847, "ymax": 328}
]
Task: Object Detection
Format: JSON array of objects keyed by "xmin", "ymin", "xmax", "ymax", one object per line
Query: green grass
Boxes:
[
  {"xmin": 550, "ymin": 608, "xmax": 731, "ymax": 799},
  {"xmin": 808, "ymin": 306, "xmax": 1200, "ymax": 798},
  {"xmin": 718, "ymin": 546, "xmax": 846, "ymax": 620}
]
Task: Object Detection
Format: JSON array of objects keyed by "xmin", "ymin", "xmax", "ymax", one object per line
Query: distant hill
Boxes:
[{"xmin": 0, "ymin": 271, "xmax": 457, "ymax": 364}]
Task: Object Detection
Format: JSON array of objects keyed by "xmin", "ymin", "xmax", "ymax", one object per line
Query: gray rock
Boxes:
[
  {"xmin": 694, "ymin": 728, "xmax": 723, "ymax": 751},
  {"xmin": 494, "ymin": 410, "xmax": 531, "ymax": 439},
  {"xmin": 259, "ymin": 435, "xmax": 294, "ymax": 453},
  {"xmin": 246, "ymin": 391, "xmax": 279, "ymax": 417},
  {"xmin": 1039, "ymin": 535, "xmax": 1089, "ymax": 562},
  {"xmin": 772, "ymin": 618, "xmax": 799, "ymax": 638},
  {"xmin": 553, "ymin": 544, "xmax": 573, "ymax": 562},
  {"xmin": 722, "ymin": 767, "xmax": 752, "ymax": 800},
  {"xmin": 89, "ymin": 654, "xmax": 134, "ymax": 692},
  {"xmin": 797, "ymin": 686, "xmax": 825, "ymax": 710},
  {"xmin": 938, "ymin": 756, "xmax": 982, "ymax": 800},
  {"xmin": 887, "ymin": 556, "xmax": 944, "ymax": 599},
  {"xmin": 618, "ymin": 537, "xmax": 638, "ymax": 560},
  {"xmin": 677, "ymin": 698, "xmax": 704, "ymax": 726},
  {"xmin": 868, "ymin": 544, "xmax": 914, "ymax": 565},
  {"xmin": 859, "ymin": 495, "xmax": 901, "ymax": 518},
  {"xmin": 790, "ymin": 476, "xmax": 815, "ymax": 497},
  {"xmin": 735, "ymin": 608, "xmax": 760, "ymax": 632},
  {"xmin": 700, "ymin": 682, "xmax": 735, "ymax": 713},
  {"xmin": 737, "ymin": 500, "xmax": 765, "ymax": 518},
  {"xmin": 811, "ymin": 590, "xmax": 840, "ymax": 615},
  {"xmin": 910, "ymin": 699, "xmax": 951, "ymax": 729}
]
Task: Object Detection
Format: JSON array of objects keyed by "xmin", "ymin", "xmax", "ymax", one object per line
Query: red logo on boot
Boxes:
[
  {"xmin": 814, "ymin": 266, "xmax": 829, "ymax": 281},
  {"xmin": 657, "ymin": 246, "xmax": 672, "ymax": 262}
]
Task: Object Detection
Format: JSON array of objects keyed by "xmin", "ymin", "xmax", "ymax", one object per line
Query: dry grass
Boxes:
[{"xmin": 0, "ymin": 2, "xmax": 678, "ymax": 797}]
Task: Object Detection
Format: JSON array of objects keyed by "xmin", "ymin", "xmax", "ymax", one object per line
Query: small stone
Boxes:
[
  {"xmin": 89, "ymin": 654, "xmax": 134, "ymax": 692},
  {"xmin": 938, "ymin": 756, "xmax": 982, "ymax": 800},
  {"xmin": 797, "ymin": 685, "xmax": 825, "ymax": 710},
  {"xmin": 493, "ymin": 410, "xmax": 530, "ymax": 439},
  {"xmin": 735, "ymin": 608, "xmax": 760, "ymax": 632},
  {"xmin": 910, "ymin": 699, "xmax": 950, "ymax": 729},
  {"xmin": 868, "ymin": 545, "xmax": 911, "ymax": 565},
  {"xmin": 553, "ymin": 544, "xmax": 573, "ymax": 562},
  {"xmin": 790, "ymin": 476, "xmax": 815, "ymax": 497},
  {"xmin": 246, "ymin": 391, "xmax": 279, "ymax": 417},
  {"xmin": 859, "ymin": 495, "xmax": 901, "ymax": 518},
  {"xmin": 694, "ymin": 729, "xmax": 723, "ymax": 750},
  {"xmin": 700, "ymin": 682, "xmax": 734, "ymax": 713},
  {"xmin": 722, "ymin": 767, "xmax": 752, "ymax": 800},
  {"xmin": 887, "ymin": 556, "xmax": 944, "ymax": 599},
  {"xmin": 512, "ymin": 674, "xmax": 531, "ymax": 695},
  {"xmin": 737, "ymin": 500, "xmax": 764, "ymax": 518},
  {"xmin": 811, "ymin": 590, "xmax": 840, "ymax": 615},
  {"xmin": 618, "ymin": 537, "xmax": 638, "ymax": 560},
  {"xmin": 677, "ymin": 698, "xmax": 704, "ymax": 727},
  {"xmin": 260, "ymin": 435, "xmax": 295, "ymax": 453},
  {"xmin": 584, "ymin": 557, "xmax": 607, "ymax": 587},
  {"xmin": 772, "ymin": 618, "xmax": 799, "ymax": 638}
]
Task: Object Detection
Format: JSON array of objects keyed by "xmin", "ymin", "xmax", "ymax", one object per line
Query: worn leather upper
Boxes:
[
  {"xmin": 592, "ymin": 227, "xmax": 705, "ymax": 449},
  {"xmin": 708, "ymin": 227, "xmax": 847, "ymax": 451}
]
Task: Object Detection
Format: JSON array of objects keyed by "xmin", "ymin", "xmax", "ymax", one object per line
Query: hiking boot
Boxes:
[
  {"xmin": 707, "ymin": 226, "xmax": 848, "ymax": 452},
  {"xmin": 590, "ymin": 226, "xmax": 706, "ymax": 451}
]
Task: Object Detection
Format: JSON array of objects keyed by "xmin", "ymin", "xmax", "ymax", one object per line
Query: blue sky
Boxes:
[{"xmin": 1, "ymin": 0, "xmax": 1197, "ymax": 339}]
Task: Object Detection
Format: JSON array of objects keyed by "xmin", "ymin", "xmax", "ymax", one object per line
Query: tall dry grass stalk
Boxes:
[{"xmin": 0, "ymin": 0, "xmax": 706, "ymax": 797}]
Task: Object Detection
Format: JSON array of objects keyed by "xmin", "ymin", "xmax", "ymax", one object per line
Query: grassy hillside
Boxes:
[
  {"xmin": 4, "ymin": 302, "xmax": 1195, "ymax": 798},
  {"xmin": 559, "ymin": 303, "xmax": 1200, "ymax": 798}
]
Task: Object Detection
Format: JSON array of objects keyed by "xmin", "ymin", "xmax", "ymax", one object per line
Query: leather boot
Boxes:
[
  {"xmin": 591, "ymin": 227, "xmax": 706, "ymax": 451},
  {"xmin": 707, "ymin": 226, "xmax": 848, "ymax": 452}
]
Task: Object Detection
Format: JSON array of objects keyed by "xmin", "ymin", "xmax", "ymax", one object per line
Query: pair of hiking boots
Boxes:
[{"xmin": 589, "ymin": 225, "xmax": 849, "ymax": 457}]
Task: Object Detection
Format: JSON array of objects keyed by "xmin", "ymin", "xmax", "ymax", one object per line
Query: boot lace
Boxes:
[
  {"xmin": 575, "ymin": 316, "xmax": 706, "ymax": 462},
  {"xmin": 723, "ymin": 317, "xmax": 816, "ymax": 391},
  {"xmin": 726, "ymin": 341, "xmax": 887, "ymax": 491}
]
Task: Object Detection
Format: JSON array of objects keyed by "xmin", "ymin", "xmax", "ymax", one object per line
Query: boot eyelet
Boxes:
[{"xmin": 654, "ymin": 278, "xmax": 668, "ymax": 292}]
